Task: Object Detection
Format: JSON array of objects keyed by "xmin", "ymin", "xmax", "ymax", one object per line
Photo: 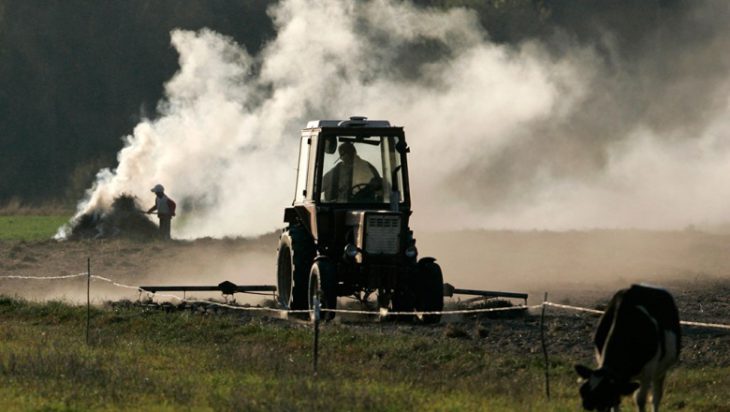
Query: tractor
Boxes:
[{"xmin": 277, "ymin": 116, "xmax": 443, "ymax": 322}]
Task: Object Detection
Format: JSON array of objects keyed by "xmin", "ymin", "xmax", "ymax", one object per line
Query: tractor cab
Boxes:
[
  {"xmin": 292, "ymin": 117, "xmax": 410, "ymax": 209},
  {"xmin": 278, "ymin": 117, "xmax": 443, "ymax": 322}
]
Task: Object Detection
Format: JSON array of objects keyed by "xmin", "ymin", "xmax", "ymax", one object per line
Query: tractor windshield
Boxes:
[{"xmin": 320, "ymin": 135, "xmax": 405, "ymax": 204}]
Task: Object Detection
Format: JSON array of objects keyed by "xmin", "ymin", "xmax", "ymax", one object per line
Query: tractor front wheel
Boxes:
[
  {"xmin": 309, "ymin": 259, "xmax": 337, "ymax": 321},
  {"xmin": 276, "ymin": 226, "xmax": 314, "ymax": 310}
]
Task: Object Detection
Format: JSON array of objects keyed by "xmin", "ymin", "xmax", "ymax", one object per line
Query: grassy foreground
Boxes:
[
  {"xmin": 0, "ymin": 298, "xmax": 727, "ymax": 411},
  {"xmin": 0, "ymin": 215, "xmax": 70, "ymax": 241}
]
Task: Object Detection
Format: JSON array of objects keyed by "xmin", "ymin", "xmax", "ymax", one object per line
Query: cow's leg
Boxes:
[
  {"xmin": 651, "ymin": 374, "xmax": 666, "ymax": 412},
  {"xmin": 634, "ymin": 381, "xmax": 649, "ymax": 412}
]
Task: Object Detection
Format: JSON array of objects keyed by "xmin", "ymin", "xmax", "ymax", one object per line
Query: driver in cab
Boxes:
[{"xmin": 322, "ymin": 142, "xmax": 382, "ymax": 202}]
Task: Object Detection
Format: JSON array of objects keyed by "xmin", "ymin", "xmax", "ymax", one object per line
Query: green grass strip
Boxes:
[{"xmin": 0, "ymin": 215, "xmax": 70, "ymax": 241}]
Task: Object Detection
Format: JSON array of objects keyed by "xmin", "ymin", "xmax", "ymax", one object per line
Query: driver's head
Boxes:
[{"xmin": 338, "ymin": 142, "xmax": 356, "ymax": 164}]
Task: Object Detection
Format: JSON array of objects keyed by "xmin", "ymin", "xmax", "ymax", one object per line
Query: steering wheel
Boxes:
[{"xmin": 348, "ymin": 183, "xmax": 373, "ymax": 201}]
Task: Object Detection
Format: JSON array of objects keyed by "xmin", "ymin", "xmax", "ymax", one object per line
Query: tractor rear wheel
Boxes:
[
  {"xmin": 309, "ymin": 259, "xmax": 337, "ymax": 321},
  {"xmin": 276, "ymin": 226, "xmax": 314, "ymax": 310},
  {"xmin": 415, "ymin": 258, "xmax": 444, "ymax": 324}
]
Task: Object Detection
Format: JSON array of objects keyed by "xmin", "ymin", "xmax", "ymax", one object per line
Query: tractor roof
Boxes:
[{"xmin": 305, "ymin": 116, "xmax": 392, "ymax": 129}]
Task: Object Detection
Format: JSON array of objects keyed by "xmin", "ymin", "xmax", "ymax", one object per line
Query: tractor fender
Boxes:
[
  {"xmin": 313, "ymin": 254, "xmax": 333, "ymax": 264},
  {"xmin": 418, "ymin": 257, "xmax": 437, "ymax": 265}
]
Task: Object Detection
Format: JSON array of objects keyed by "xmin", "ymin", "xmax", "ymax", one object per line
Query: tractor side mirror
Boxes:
[
  {"xmin": 395, "ymin": 140, "xmax": 410, "ymax": 154},
  {"xmin": 324, "ymin": 136, "xmax": 338, "ymax": 154}
]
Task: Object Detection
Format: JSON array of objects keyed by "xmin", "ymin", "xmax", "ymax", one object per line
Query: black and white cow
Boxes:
[{"xmin": 575, "ymin": 284, "xmax": 681, "ymax": 412}]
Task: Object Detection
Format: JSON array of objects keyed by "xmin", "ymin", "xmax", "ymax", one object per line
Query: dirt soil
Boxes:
[{"xmin": 1, "ymin": 229, "xmax": 728, "ymax": 368}]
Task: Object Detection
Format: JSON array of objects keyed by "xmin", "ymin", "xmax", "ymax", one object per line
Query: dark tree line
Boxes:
[
  {"xmin": 0, "ymin": 0, "xmax": 273, "ymax": 205},
  {"xmin": 0, "ymin": 0, "xmax": 688, "ymax": 206}
]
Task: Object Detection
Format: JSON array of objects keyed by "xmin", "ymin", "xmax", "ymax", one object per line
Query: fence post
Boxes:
[
  {"xmin": 312, "ymin": 297, "xmax": 321, "ymax": 376},
  {"xmin": 86, "ymin": 257, "xmax": 91, "ymax": 345},
  {"xmin": 540, "ymin": 292, "xmax": 550, "ymax": 400}
]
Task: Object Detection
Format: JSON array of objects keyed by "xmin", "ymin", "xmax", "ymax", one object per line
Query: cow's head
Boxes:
[{"xmin": 574, "ymin": 364, "xmax": 640, "ymax": 411}]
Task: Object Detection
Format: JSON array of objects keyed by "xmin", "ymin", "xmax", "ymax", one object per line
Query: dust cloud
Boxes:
[
  {"xmin": 57, "ymin": 0, "xmax": 730, "ymax": 239},
  {"xmin": 6, "ymin": 230, "xmax": 730, "ymax": 305},
  {"xmin": 417, "ymin": 229, "xmax": 730, "ymax": 300}
]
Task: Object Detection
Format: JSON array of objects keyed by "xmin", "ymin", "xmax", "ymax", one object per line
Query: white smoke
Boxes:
[{"xmin": 59, "ymin": 0, "xmax": 730, "ymax": 239}]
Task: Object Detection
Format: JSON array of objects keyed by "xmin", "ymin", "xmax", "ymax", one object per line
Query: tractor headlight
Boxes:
[
  {"xmin": 344, "ymin": 243, "xmax": 359, "ymax": 259},
  {"xmin": 405, "ymin": 245, "xmax": 418, "ymax": 259}
]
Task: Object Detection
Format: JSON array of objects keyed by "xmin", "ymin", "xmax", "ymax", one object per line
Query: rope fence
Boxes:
[
  {"xmin": 3, "ymin": 271, "xmax": 730, "ymax": 330},
  {"xmin": 0, "ymin": 273, "xmax": 87, "ymax": 280},
  {"xmin": 542, "ymin": 301, "xmax": 604, "ymax": 315},
  {"xmin": 543, "ymin": 301, "xmax": 730, "ymax": 331}
]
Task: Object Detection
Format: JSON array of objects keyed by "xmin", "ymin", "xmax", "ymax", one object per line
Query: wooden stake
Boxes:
[
  {"xmin": 540, "ymin": 292, "xmax": 550, "ymax": 400},
  {"xmin": 312, "ymin": 297, "xmax": 320, "ymax": 376},
  {"xmin": 86, "ymin": 257, "xmax": 91, "ymax": 345}
]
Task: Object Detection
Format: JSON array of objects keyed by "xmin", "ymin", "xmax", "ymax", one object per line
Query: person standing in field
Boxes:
[{"xmin": 146, "ymin": 184, "xmax": 176, "ymax": 240}]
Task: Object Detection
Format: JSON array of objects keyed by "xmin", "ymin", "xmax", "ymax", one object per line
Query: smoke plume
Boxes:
[{"xmin": 58, "ymin": 0, "xmax": 730, "ymax": 239}]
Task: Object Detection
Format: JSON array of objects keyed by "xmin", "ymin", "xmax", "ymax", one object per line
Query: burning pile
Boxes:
[{"xmin": 68, "ymin": 194, "xmax": 159, "ymax": 240}]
